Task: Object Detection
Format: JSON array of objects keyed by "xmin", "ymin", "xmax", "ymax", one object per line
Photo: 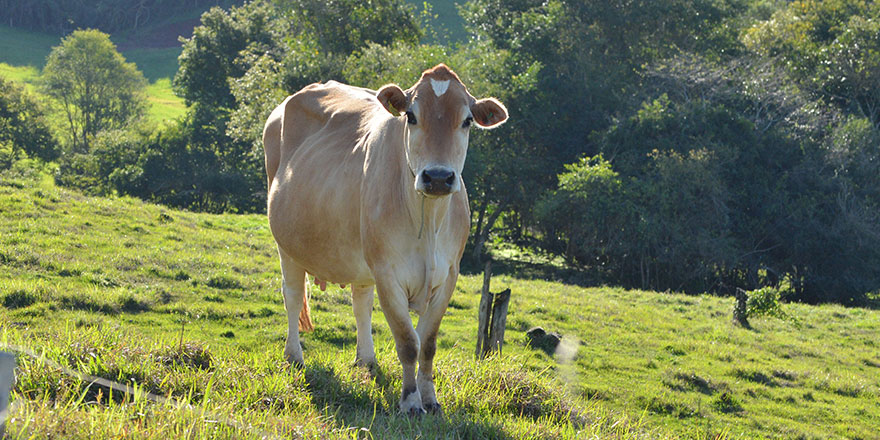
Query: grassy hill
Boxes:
[
  {"xmin": 0, "ymin": 24, "xmax": 186, "ymax": 125},
  {"xmin": 1, "ymin": 161, "xmax": 879, "ymax": 439}
]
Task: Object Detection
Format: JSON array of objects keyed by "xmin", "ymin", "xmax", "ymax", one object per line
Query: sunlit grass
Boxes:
[
  {"xmin": 0, "ymin": 63, "xmax": 39, "ymax": 87},
  {"xmin": 1, "ymin": 160, "xmax": 879, "ymax": 438},
  {"xmin": 146, "ymin": 78, "xmax": 186, "ymax": 124}
]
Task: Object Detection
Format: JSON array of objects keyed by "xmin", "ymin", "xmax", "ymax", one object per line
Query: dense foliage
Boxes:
[
  {"xmin": 16, "ymin": 0, "xmax": 880, "ymax": 304},
  {"xmin": 0, "ymin": 77, "xmax": 57, "ymax": 164},
  {"xmin": 0, "ymin": 0, "xmax": 243, "ymax": 34}
]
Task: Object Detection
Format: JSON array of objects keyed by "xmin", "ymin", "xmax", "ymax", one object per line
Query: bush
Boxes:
[
  {"xmin": 0, "ymin": 77, "xmax": 58, "ymax": 162},
  {"xmin": 746, "ymin": 286, "xmax": 796, "ymax": 324}
]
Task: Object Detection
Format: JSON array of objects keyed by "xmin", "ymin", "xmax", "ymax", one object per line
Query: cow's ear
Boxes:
[
  {"xmin": 377, "ymin": 84, "xmax": 407, "ymax": 115},
  {"xmin": 471, "ymin": 98, "xmax": 508, "ymax": 129}
]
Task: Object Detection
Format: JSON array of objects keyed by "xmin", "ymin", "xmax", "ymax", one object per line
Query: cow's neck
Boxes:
[
  {"xmin": 406, "ymin": 187, "xmax": 450, "ymax": 314},
  {"xmin": 407, "ymin": 187, "xmax": 451, "ymax": 241}
]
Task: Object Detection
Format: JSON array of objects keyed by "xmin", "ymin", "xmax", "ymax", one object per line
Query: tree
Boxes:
[
  {"xmin": 174, "ymin": 3, "xmax": 277, "ymax": 111},
  {"xmin": 0, "ymin": 76, "xmax": 58, "ymax": 163},
  {"xmin": 40, "ymin": 29, "xmax": 147, "ymax": 152},
  {"xmin": 742, "ymin": 0, "xmax": 880, "ymax": 125}
]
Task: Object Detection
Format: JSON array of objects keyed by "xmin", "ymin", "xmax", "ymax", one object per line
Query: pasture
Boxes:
[
  {"xmin": 0, "ymin": 24, "xmax": 186, "ymax": 125},
  {"xmin": 1, "ymin": 161, "xmax": 878, "ymax": 439}
]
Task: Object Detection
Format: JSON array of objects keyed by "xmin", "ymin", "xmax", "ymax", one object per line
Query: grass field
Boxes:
[
  {"xmin": 0, "ymin": 25, "xmax": 186, "ymax": 125},
  {"xmin": 1, "ymin": 161, "xmax": 879, "ymax": 439}
]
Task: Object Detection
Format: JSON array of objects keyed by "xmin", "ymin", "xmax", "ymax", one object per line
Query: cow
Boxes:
[{"xmin": 262, "ymin": 64, "xmax": 507, "ymax": 415}]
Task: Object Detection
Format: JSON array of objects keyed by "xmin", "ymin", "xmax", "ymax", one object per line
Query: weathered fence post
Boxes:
[
  {"xmin": 475, "ymin": 260, "xmax": 493, "ymax": 358},
  {"xmin": 488, "ymin": 288, "xmax": 511, "ymax": 354},
  {"xmin": 733, "ymin": 287, "xmax": 750, "ymax": 328},
  {"xmin": 0, "ymin": 351, "xmax": 15, "ymax": 436},
  {"xmin": 475, "ymin": 260, "xmax": 512, "ymax": 358}
]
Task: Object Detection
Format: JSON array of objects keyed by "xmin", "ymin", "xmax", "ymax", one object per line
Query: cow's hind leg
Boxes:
[
  {"xmin": 351, "ymin": 285, "xmax": 377, "ymax": 371},
  {"xmin": 279, "ymin": 248, "xmax": 307, "ymax": 367}
]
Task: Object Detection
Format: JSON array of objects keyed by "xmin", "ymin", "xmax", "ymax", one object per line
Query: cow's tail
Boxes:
[{"xmin": 299, "ymin": 277, "xmax": 314, "ymax": 332}]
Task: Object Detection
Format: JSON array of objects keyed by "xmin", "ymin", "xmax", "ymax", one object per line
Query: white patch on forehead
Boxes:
[{"xmin": 430, "ymin": 79, "xmax": 450, "ymax": 96}]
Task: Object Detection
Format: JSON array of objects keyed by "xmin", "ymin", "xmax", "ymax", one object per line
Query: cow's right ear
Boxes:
[{"xmin": 377, "ymin": 84, "xmax": 407, "ymax": 115}]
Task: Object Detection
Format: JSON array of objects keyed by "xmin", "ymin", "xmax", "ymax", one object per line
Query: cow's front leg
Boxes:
[
  {"xmin": 415, "ymin": 268, "xmax": 457, "ymax": 414},
  {"xmin": 375, "ymin": 280, "xmax": 424, "ymax": 416},
  {"xmin": 351, "ymin": 285, "xmax": 377, "ymax": 370},
  {"xmin": 279, "ymin": 249, "xmax": 307, "ymax": 367}
]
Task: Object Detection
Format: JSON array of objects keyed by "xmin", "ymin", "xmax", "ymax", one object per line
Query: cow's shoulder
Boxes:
[{"xmin": 284, "ymin": 81, "xmax": 381, "ymax": 126}]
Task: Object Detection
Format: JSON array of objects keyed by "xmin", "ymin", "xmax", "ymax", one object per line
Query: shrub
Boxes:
[{"xmin": 746, "ymin": 286, "xmax": 797, "ymax": 325}]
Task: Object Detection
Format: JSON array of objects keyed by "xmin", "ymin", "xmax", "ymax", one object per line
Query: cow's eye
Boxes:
[
  {"xmin": 406, "ymin": 110, "xmax": 417, "ymax": 125},
  {"xmin": 462, "ymin": 116, "xmax": 473, "ymax": 128}
]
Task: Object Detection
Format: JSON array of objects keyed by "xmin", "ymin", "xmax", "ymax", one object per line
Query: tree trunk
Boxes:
[{"xmin": 472, "ymin": 205, "xmax": 504, "ymax": 264}]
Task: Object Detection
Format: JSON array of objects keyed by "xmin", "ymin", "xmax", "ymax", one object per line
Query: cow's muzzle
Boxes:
[{"xmin": 417, "ymin": 167, "xmax": 458, "ymax": 196}]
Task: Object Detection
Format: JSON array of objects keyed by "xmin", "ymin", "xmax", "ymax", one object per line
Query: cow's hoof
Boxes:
[
  {"xmin": 406, "ymin": 406, "xmax": 427, "ymax": 417},
  {"xmin": 354, "ymin": 357, "xmax": 378, "ymax": 375},
  {"xmin": 424, "ymin": 402, "xmax": 443, "ymax": 415},
  {"xmin": 284, "ymin": 352, "xmax": 304, "ymax": 369}
]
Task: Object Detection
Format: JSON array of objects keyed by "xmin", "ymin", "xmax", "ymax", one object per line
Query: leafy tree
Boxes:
[
  {"xmin": 276, "ymin": 0, "xmax": 421, "ymax": 56},
  {"xmin": 0, "ymin": 76, "xmax": 57, "ymax": 163},
  {"xmin": 743, "ymin": 0, "xmax": 880, "ymax": 124},
  {"xmin": 535, "ymin": 156, "xmax": 636, "ymax": 278},
  {"xmin": 174, "ymin": 2, "xmax": 277, "ymax": 110},
  {"xmin": 40, "ymin": 29, "xmax": 147, "ymax": 152}
]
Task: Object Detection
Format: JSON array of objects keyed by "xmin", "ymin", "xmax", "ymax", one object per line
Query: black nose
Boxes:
[{"xmin": 421, "ymin": 168, "xmax": 456, "ymax": 195}]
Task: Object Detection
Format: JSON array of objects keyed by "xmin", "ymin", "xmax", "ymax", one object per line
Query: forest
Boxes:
[{"xmin": 2, "ymin": 0, "xmax": 880, "ymax": 305}]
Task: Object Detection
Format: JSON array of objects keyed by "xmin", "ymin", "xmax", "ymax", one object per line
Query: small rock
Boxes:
[{"xmin": 526, "ymin": 326, "xmax": 562, "ymax": 354}]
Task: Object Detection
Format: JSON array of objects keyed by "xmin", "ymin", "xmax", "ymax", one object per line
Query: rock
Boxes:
[{"xmin": 525, "ymin": 326, "xmax": 562, "ymax": 354}]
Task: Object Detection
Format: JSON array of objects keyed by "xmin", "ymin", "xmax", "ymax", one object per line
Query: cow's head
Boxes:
[{"xmin": 377, "ymin": 64, "xmax": 508, "ymax": 197}]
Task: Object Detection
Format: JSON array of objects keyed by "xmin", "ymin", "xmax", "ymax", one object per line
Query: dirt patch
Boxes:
[{"xmin": 117, "ymin": 18, "xmax": 202, "ymax": 50}]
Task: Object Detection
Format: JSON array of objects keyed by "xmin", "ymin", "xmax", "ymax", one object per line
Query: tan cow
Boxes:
[{"xmin": 262, "ymin": 64, "xmax": 507, "ymax": 415}]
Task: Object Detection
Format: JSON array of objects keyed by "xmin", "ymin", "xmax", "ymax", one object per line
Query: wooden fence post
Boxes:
[
  {"xmin": 0, "ymin": 351, "xmax": 15, "ymax": 436},
  {"xmin": 733, "ymin": 287, "xmax": 750, "ymax": 328},
  {"xmin": 475, "ymin": 260, "xmax": 512, "ymax": 359},
  {"xmin": 475, "ymin": 260, "xmax": 492, "ymax": 358},
  {"xmin": 488, "ymin": 288, "xmax": 511, "ymax": 354}
]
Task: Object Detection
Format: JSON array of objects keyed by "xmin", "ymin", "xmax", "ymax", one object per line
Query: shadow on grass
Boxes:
[
  {"xmin": 304, "ymin": 363, "xmax": 514, "ymax": 439},
  {"xmin": 460, "ymin": 253, "xmax": 596, "ymax": 288}
]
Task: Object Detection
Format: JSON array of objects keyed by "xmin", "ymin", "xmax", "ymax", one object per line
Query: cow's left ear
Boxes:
[
  {"xmin": 377, "ymin": 84, "xmax": 407, "ymax": 115},
  {"xmin": 471, "ymin": 98, "xmax": 508, "ymax": 129}
]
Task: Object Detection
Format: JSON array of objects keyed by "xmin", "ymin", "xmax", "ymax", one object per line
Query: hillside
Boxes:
[
  {"xmin": 1, "ymin": 162, "xmax": 879, "ymax": 439},
  {"xmin": 0, "ymin": 23, "xmax": 186, "ymax": 125}
]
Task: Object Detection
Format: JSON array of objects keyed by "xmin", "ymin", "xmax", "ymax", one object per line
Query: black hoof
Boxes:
[{"xmin": 424, "ymin": 402, "xmax": 443, "ymax": 415}]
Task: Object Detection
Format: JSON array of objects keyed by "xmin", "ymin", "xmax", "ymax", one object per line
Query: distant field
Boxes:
[
  {"xmin": 0, "ymin": 25, "xmax": 57, "ymax": 67},
  {"xmin": 1, "ymin": 162, "xmax": 878, "ymax": 439},
  {"xmin": 0, "ymin": 24, "xmax": 185, "ymax": 125}
]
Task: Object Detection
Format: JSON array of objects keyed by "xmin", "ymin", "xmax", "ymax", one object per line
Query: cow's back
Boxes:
[{"xmin": 265, "ymin": 81, "xmax": 383, "ymax": 285}]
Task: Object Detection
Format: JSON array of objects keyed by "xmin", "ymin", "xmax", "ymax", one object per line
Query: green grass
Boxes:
[
  {"xmin": 0, "ymin": 63, "xmax": 39, "ymax": 87},
  {"xmin": 0, "ymin": 25, "xmax": 58, "ymax": 67},
  {"xmin": 121, "ymin": 47, "xmax": 184, "ymax": 83},
  {"xmin": 0, "ymin": 24, "xmax": 185, "ymax": 126},
  {"xmin": 145, "ymin": 77, "xmax": 186, "ymax": 124},
  {"xmin": 2, "ymin": 162, "xmax": 879, "ymax": 439}
]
